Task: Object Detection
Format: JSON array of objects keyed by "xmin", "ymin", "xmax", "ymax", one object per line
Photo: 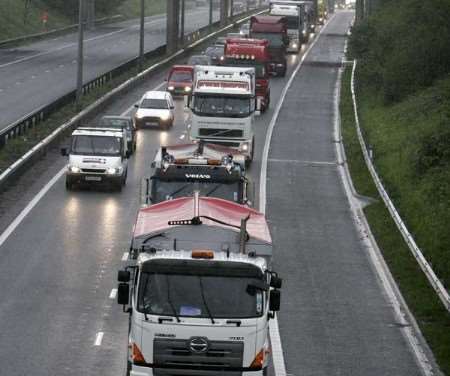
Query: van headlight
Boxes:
[
  {"xmin": 292, "ymin": 43, "xmax": 298, "ymax": 49},
  {"xmin": 68, "ymin": 166, "xmax": 81, "ymax": 173},
  {"xmin": 135, "ymin": 112, "xmax": 144, "ymax": 119},
  {"xmin": 168, "ymin": 86, "xmax": 175, "ymax": 91},
  {"xmin": 184, "ymin": 86, "xmax": 191, "ymax": 92},
  {"xmin": 241, "ymin": 142, "xmax": 249, "ymax": 152},
  {"xmin": 160, "ymin": 112, "xmax": 170, "ymax": 121},
  {"xmin": 107, "ymin": 167, "xmax": 122, "ymax": 175}
]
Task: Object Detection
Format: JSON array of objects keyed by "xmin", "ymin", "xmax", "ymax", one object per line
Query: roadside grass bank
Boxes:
[
  {"xmin": 0, "ymin": 19, "xmax": 244, "ymax": 175},
  {"xmin": 0, "ymin": 0, "xmax": 167, "ymax": 42},
  {"xmin": 340, "ymin": 66, "xmax": 450, "ymax": 375}
]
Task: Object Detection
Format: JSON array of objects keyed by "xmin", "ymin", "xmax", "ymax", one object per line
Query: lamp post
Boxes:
[{"xmin": 76, "ymin": 0, "xmax": 84, "ymax": 110}]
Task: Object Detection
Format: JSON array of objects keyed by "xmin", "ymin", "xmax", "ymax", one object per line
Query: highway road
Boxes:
[
  {"xmin": 0, "ymin": 5, "xmax": 222, "ymax": 130},
  {"xmin": 0, "ymin": 10, "xmax": 432, "ymax": 376}
]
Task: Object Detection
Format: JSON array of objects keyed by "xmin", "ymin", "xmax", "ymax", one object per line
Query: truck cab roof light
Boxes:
[{"xmin": 192, "ymin": 250, "xmax": 214, "ymax": 259}]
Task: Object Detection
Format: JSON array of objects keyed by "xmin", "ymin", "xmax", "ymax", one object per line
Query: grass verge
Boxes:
[{"xmin": 340, "ymin": 66, "xmax": 450, "ymax": 375}]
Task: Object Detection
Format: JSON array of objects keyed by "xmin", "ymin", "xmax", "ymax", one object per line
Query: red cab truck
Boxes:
[
  {"xmin": 250, "ymin": 15, "xmax": 288, "ymax": 77},
  {"xmin": 224, "ymin": 37, "xmax": 271, "ymax": 112}
]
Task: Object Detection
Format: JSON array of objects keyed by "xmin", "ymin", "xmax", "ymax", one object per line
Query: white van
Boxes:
[{"xmin": 61, "ymin": 127, "xmax": 129, "ymax": 191}]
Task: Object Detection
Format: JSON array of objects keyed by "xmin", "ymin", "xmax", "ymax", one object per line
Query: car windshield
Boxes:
[
  {"xmin": 251, "ymin": 32, "xmax": 284, "ymax": 47},
  {"xmin": 152, "ymin": 180, "xmax": 242, "ymax": 203},
  {"xmin": 71, "ymin": 135, "xmax": 121, "ymax": 156},
  {"xmin": 99, "ymin": 118, "xmax": 131, "ymax": 130},
  {"xmin": 138, "ymin": 272, "xmax": 264, "ymax": 319},
  {"xmin": 169, "ymin": 71, "xmax": 192, "ymax": 82},
  {"xmin": 224, "ymin": 59, "xmax": 266, "ymax": 78},
  {"xmin": 193, "ymin": 95, "xmax": 251, "ymax": 117},
  {"xmin": 140, "ymin": 98, "xmax": 168, "ymax": 109}
]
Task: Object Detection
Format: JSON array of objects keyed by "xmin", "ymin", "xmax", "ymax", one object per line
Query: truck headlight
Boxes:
[
  {"xmin": 68, "ymin": 166, "xmax": 81, "ymax": 173},
  {"xmin": 184, "ymin": 86, "xmax": 191, "ymax": 92},
  {"xmin": 241, "ymin": 142, "xmax": 249, "ymax": 152},
  {"xmin": 168, "ymin": 86, "xmax": 175, "ymax": 91},
  {"xmin": 292, "ymin": 43, "xmax": 298, "ymax": 49}
]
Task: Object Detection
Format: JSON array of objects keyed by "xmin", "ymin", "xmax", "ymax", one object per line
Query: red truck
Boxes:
[
  {"xmin": 224, "ymin": 37, "xmax": 271, "ymax": 112},
  {"xmin": 250, "ymin": 15, "xmax": 288, "ymax": 77}
]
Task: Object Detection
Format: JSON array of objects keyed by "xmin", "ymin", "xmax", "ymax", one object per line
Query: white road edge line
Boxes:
[
  {"xmin": 0, "ymin": 80, "xmax": 167, "ymax": 249},
  {"xmin": 94, "ymin": 331, "xmax": 104, "ymax": 346},
  {"xmin": 333, "ymin": 45, "xmax": 435, "ymax": 375},
  {"xmin": 260, "ymin": 15, "xmax": 336, "ymax": 376},
  {"xmin": 121, "ymin": 252, "xmax": 129, "ymax": 261},
  {"xmin": 109, "ymin": 288, "xmax": 118, "ymax": 299},
  {"xmin": 0, "ymin": 167, "xmax": 66, "ymax": 248}
]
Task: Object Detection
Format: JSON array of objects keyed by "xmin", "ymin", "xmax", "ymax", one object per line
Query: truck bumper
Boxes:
[
  {"xmin": 66, "ymin": 173, "xmax": 123, "ymax": 186},
  {"xmin": 131, "ymin": 365, "xmax": 266, "ymax": 376}
]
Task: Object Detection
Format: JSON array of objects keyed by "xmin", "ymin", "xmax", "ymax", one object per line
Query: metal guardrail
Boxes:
[
  {"xmin": 0, "ymin": 7, "xmax": 267, "ymax": 190},
  {"xmin": 350, "ymin": 59, "xmax": 450, "ymax": 313}
]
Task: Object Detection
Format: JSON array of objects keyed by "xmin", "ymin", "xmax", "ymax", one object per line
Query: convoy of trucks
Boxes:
[{"xmin": 58, "ymin": 7, "xmax": 325, "ymax": 374}]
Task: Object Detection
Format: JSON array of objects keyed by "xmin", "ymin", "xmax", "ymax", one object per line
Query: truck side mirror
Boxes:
[
  {"xmin": 269, "ymin": 290, "xmax": 281, "ymax": 312},
  {"xmin": 60, "ymin": 147, "xmax": 68, "ymax": 156},
  {"xmin": 270, "ymin": 275, "xmax": 282, "ymax": 289},
  {"xmin": 118, "ymin": 270, "xmax": 130, "ymax": 282},
  {"xmin": 117, "ymin": 283, "xmax": 130, "ymax": 306}
]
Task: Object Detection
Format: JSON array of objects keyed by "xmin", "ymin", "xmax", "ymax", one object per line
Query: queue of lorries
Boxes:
[{"xmin": 60, "ymin": 2, "xmax": 326, "ymax": 375}]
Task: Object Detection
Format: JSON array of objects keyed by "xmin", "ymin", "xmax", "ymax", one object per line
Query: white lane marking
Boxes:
[
  {"xmin": 119, "ymin": 81, "xmax": 165, "ymax": 116},
  {"xmin": 109, "ymin": 288, "xmax": 118, "ymax": 299},
  {"xmin": 0, "ymin": 167, "xmax": 66, "ymax": 248},
  {"xmin": 268, "ymin": 158, "xmax": 337, "ymax": 165},
  {"xmin": 45, "ymin": 70, "xmax": 50, "ymax": 73},
  {"xmin": 121, "ymin": 252, "xmax": 129, "ymax": 261},
  {"xmin": 260, "ymin": 17, "xmax": 336, "ymax": 376},
  {"xmin": 94, "ymin": 331, "xmax": 104, "ymax": 346},
  {"xmin": 31, "ymin": 75, "xmax": 36, "ymax": 79}
]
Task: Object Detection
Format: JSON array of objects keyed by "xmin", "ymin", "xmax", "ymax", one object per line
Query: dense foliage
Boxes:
[
  {"xmin": 39, "ymin": 0, "xmax": 127, "ymax": 19},
  {"xmin": 350, "ymin": 0, "xmax": 450, "ymax": 104}
]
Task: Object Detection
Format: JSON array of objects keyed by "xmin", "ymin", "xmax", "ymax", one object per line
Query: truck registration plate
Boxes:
[{"xmin": 85, "ymin": 176, "xmax": 102, "ymax": 181}]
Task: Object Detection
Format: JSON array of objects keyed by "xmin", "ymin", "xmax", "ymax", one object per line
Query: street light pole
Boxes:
[
  {"xmin": 138, "ymin": 0, "xmax": 145, "ymax": 71},
  {"xmin": 76, "ymin": 0, "xmax": 84, "ymax": 110},
  {"xmin": 180, "ymin": 0, "xmax": 185, "ymax": 46},
  {"xmin": 209, "ymin": 0, "xmax": 213, "ymax": 29}
]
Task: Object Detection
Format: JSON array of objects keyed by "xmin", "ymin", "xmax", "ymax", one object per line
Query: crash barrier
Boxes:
[
  {"xmin": 0, "ymin": 15, "xmax": 123, "ymax": 48},
  {"xmin": 0, "ymin": 7, "xmax": 260, "ymax": 149},
  {"xmin": 0, "ymin": 7, "xmax": 267, "ymax": 190},
  {"xmin": 350, "ymin": 59, "xmax": 450, "ymax": 313}
]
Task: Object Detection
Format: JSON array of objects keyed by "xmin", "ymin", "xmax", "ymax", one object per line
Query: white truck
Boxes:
[
  {"xmin": 117, "ymin": 194, "xmax": 282, "ymax": 376},
  {"xmin": 189, "ymin": 66, "xmax": 257, "ymax": 164},
  {"xmin": 61, "ymin": 127, "xmax": 129, "ymax": 191},
  {"xmin": 269, "ymin": 0, "xmax": 310, "ymax": 51}
]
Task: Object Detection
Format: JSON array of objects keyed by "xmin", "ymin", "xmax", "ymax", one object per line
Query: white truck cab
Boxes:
[
  {"xmin": 189, "ymin": 66, "xmax": 256, "ymax": 164},
  {"xmin": 117, "ymin": 195, "xmax": 282, "ymax": 376},
  {"xmin": 61, "ymin": 127, "xmax": 129, "ymax": 191}
]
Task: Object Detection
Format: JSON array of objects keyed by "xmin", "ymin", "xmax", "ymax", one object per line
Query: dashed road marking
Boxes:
[
  {"xmin": 109, "ymin": 288, "xmax": 118, "ymax": 299},
  {"xmin": 121, "ymin": 252, "xmax": 129, "ymax": 261},
  {"xmin": 94, "ymin": 332, "xmax": 104, "ymax": 346}
]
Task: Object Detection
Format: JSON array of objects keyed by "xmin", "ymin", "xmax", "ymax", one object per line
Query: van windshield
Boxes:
[
  {"xmin": 138, "ymin": 272, "xmax": 264, "ymax": 319},
  {"xmin": 71, "ymin": 135, "xmax": 122, "ymax": 156}
]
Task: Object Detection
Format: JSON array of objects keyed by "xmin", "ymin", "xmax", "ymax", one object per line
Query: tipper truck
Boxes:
[
  {"xmin": 143, "ymin": 142, "xmax": 251, "ymax": 205},
  {"xmin": 189, "ymin": 65, "xmax": 256, "ymax": 164},
  {"xmin": 249, "ymin": 15, "xmax": 288, "ymax": 77},
  {"xmin": 224, "ymin": 37, "xmax": 271, "ymax": 112},
  {"xmin": 118, "ymin": 194, "xmax": 282, "ymax": 376}
]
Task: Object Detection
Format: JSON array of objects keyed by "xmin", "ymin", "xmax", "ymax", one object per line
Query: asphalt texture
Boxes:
[
  {"xmin": 0, "ymin": 10, "xmax": 426, "ymax": 376},
  {"xmin": 0, "ymin": 6, "xmax": 222, "ymax": 129}
]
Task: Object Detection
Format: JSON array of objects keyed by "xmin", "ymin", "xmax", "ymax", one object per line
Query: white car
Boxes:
[{"xmin": 134, "ymin": 91, "xmax": 175, "ymax": 130}]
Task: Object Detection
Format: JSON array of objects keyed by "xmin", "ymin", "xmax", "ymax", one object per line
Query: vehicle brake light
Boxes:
[
  {"xmin": 192, "ymin": 250, "xmax": 214, "ymax": 259},
  {"xmin": 250, "ymin": 348, "xmax": 265, "ymax": 369},
  {"xmin": 132, "ymin": 343, "xmax": 146, "ymax": 364}
]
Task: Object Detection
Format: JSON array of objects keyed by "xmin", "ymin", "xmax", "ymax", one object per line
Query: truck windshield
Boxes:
[
  {"xmin": 71, "ymin": 135, "xmax": 121, "ymax": 156},
  {"xmin": 138, "ymin": 272, "xmax": 264, "ymax": 319},
  {"xmin": 152, "ymin": 180, "xmax": 243, "ymax": 203},
  {"xmin": 285, "ymin": 16, "xmax": 299, "ymax": 30},
  {"xmin": 193, "ymin": 95, "xmax": 251, "ymax": 117},
  {"xmin": 251, "ymin": 32, "xmax": 284, "ymax": 47},
  {"xmin": 224, "ymin": 59, "xmax": 266, "ymax": 78}
]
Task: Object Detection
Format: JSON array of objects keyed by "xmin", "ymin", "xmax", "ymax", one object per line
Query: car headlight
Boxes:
[
  {"xmin": 68, "ymin": 166, "xmax": 81, "ymax": 173},
  {"xmin": 160, "ymin": 113, "xmax": 170, "ymax": 121},
  {"xmin": 107, "ymin": 167, "xmax": 122, "ymax": 175},
  {"xmin": 184, "ymin": 86, "xmax": 191, "ymax": 92},
  {"xmin": 168, "ymin": 86, "xmax": 175, "ymax": 91},
  {"xmin": 292, "ymin": 43, "xmax": 298, "ymax": 49},
  {"xmin": 135, "ymin": 111, "xmax": 144, "ymax": 119},
  {"xmin": 241, "ymin": 143, "xmax": 249, "ymax": 152},
  {"xmin": 219, "ymin": 56, "xmax": 224, "ymax": 61}
]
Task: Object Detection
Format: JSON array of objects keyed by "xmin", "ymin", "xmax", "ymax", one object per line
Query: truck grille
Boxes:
[
  {"xmin": 199, "ymin": 128, "xmax": 243, "ymax": 138},
  {"xmin": 153, "ymin": 338, "xmax": 243, "ymax": 376}
]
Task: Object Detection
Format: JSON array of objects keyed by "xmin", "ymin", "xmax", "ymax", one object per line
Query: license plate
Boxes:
[
  {"xmin": 146, "ymin": 122, "xmax": 159, "ymax": 126},
  {"xmin": 85, "ymin": 176, "xmax": 102, "ymax": 181}
]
